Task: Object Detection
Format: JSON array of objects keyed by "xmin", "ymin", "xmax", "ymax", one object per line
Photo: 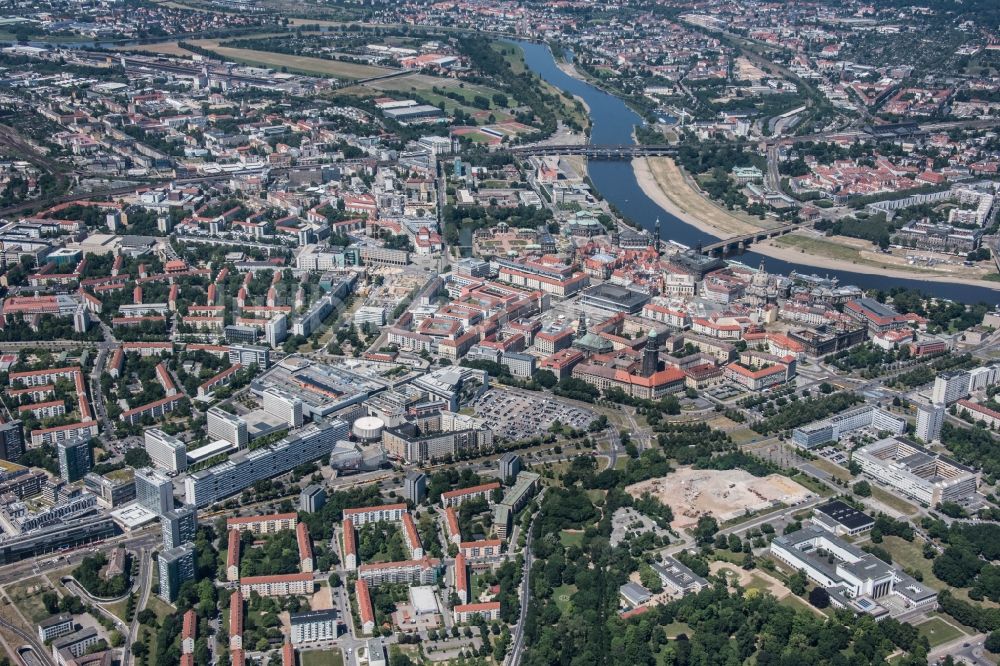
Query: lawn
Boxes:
[
  {"xmin": 197, "ymin": 41, "xmax": 391, "ymax": 80},
  {"xmin": 723, "ymin": 425, "xmax": 758, "ymax": 443},
  {"xmin": 105, "ymin": 596, "xmax": 133, "ymax": 623},
  {"xmin": 301, "ymin": 648, "xmax": 344, "ymax": 666},
  {"xmin": 663, "ymin": 622, "xmax": 691, "ymax": 639},
  {"xmin": 869, "ymin": 485, "xmax": 919, "ymax": 516},
  {"xmin": 778, "ymin": 593, "xmax": 820, "ymax": 616},
  {"xmin": 553, "ymin": 583, "xmax": 577, "ymax": 614},
  {"xmin": 790, "ymin": 472, "xmax": 834, "ymax": 497},
  {"xmin": 877, "ymin": 536, "xmax": 992, "ymax": 605},
  {"xmin": 772, "ymin": 234, "xmax": 870, "ymax": 264},
  {"xmin": 145, "ymin": 595, "xmax": 175, "ymax": 622},
  {"xmin": 807, "ymin": 457, "xmax": 851, "ymax": 484},
  {"xmin": 6, "ymin": 576, "xmax": 54, "ymax": 623},
  {"xmin": 559, "ymin": 530, "xmax": 584, "ymax": 548},
  {"xmin": 915, "ymin": 616, "xmax": 966, "ymax": 647},
  {"xmin": 493, "ymin": 41, "xmax": 526, "ymax": 75}
]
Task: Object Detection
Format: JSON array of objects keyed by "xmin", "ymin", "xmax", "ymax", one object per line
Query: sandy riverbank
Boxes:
[
  {"xmin": 632, "ymin": 157, "xmax": 764, "ymax": 238},
  {"xmin": 754, "ymin": 239, "xmax": 1000, "ymax": 291},
  {"xmin": 633, "ymin": 157, "xmax": 1000, "ymax": 290}
]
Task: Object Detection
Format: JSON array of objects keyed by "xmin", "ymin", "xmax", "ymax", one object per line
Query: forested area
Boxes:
[{"xmin": 521, "ymin": 480, "xmax": 933, "ymax": 665}]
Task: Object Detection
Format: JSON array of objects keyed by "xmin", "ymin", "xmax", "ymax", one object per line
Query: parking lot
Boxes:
[
  {"xmin": 816, "ymin": 445, "xmax": 849, "ymax": 466},
  {"xmin": 471, "ymin": 388, "xmax": 595, "ymax": 440},
  {"xmin": 704, "ymin": 383, "xmax": 745, "ymax": 401}
]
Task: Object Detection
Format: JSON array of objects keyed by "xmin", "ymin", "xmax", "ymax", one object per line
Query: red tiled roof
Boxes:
[
  {"xmin": 296, "ymin": 522, "xmax": 312, "ymax": 563},
  {"xmin": 229, "ymin": 591, "xmax": 244, "ymax": 638},
  {"xmin": 356, "ymin": 579, "xmax": 374, "ymax": 625},
  {"xmin": 441, "ymin": 482, "xmax": 500, "ymax": 499},
  {"xmin": 343, "ymin": 518, "xmax": 356, "ymax": 557},
  {"xmin": 454, "ymin": 553, "xmax": 468, "ymax": 593}
]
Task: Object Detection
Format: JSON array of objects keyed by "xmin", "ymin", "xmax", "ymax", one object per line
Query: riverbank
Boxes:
[
  {"xmin": 633, "ymin": 156, "xmax": 1000, "ymax": 290},
  {"xmin": 756, "ymin": 237, "xmax": 1000, "ymax": 292},
  {"xmin": 633, "ymin": 157, "xmax": 768, "ymax": 238}
]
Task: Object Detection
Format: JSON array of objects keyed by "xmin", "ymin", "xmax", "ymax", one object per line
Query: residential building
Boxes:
[
  {"xmin": 207, "ymin": 408, "xmax": 249, "ymax": 448},
  {"xmin": 239, "ymin": 573, "xmax": 313, "ymax": 597},
  {"xmin": 290, "ymin": 609, "xmax": 339, "ymax": 645},
  {"xmin": 0, "ymin": 420, "xmax": 24, "ymax": 462},
  {"xmin": 915, "ymin": 403, "xmax": 945, "ymax": 443},
  {"xmin": 185, "ymin": 419, "xmax": 348, "ymax": 507},
  {"xmin": 57, "ymin": 438, "xmax": 91, "ymax": 483},
  {"xmin": 356, "ymin": 579, "xmax": 375, "ymax": 634},
  {"xmin": 358, "ymin": 557, "xmax": 442, "ymax": 586},
  {"xmin": 342, "ymin": 503, "xmax": 406, "ymax": 525},
  {"xmin": 161, "ymin": 505, "xmax": 197, "ymax": 549},
  {"xmin": 299, "ymin": 485, "xmax": 326, "ymax": 513},
  {"xmin": 453, "ymin": 602, "xmax": 501, "ymax": 624},
  {"xmin": 932, "ymin": 371, "xmax": 972, "ymax": 405},
  {"xmin": 37, "ymin": 615, "xmax": 74, "ymax": 643},
  {"xmin": 440, "ymin": 482, "xmax": 500, "ymax": 508},
  {"xmin": 499, "ymin": 453, "xmax": 522, "ymax": 481},
  {"xmin": 403, "ymin": 472, "xmax": 427, "ymax": 504},
  {"xmin": 144, "ymin": 428, "xmax": 187, "ymax": 473},
  {"xmin": 342, "ymin": 518, "xmax": 357, "ymax": 570},
  {"xmin": 159, "ymin": 543, "xmax": 196, "ymax": 602},
  {"xmin": 135, "ymin": 467, "xmax": 174, "ymax": 515},
  {"xmin": 227, "ymin": 513, "xmax": 297, "ymax": 534},
  {"xmin": 454, "ymin": 553, "xmax": 469, "ymax": 603},
  {"xmin": 297, "ymin": 523, "xmax": 314, "ymax": 573},
  {"xmin": 460, "ymin": 539, "xmax": 503, "ymax": 562}
]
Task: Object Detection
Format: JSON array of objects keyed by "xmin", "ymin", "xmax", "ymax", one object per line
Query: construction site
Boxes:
[{"xmin": 625, "ymin": 468, "xmax": 814, "ymax": 531}]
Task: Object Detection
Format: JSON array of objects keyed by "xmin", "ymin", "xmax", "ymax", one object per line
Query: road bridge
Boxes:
[
  {"xmin": 698, "ymin": 221, "xmax": 815, "ymax": 255},
  {"xmin": 508, "ymin": 144, "xmax": 677, "ymax": 159}
]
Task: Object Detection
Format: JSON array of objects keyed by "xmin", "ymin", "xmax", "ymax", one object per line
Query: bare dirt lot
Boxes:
[{"xmin": 625, "ymin": 467, "xmax": 812, "ymax": 530}]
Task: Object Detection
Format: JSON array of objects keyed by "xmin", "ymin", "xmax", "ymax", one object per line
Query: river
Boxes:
[{"xmin": 514, "ymin": 40, "xmax": 999, "ymax": 305}]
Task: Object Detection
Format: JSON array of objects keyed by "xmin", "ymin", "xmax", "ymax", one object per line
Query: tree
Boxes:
[
  {"xmin": 809, "ymin": 586, "xmax": 830, "ymax": 609},
  {"xmin": 788, "ymin": 570, "xmax": 807, "ymax": 596},
  {"xmin": 852, "ymin": 480, "xmax": 872, "ymax": 497},
  {"xmin": 124, "ymin": 448, "xmax": 152, "ymax": 468},
  {"xmin": 985, "ymin": 630, "xmax": 1000, "ymax": 654}
]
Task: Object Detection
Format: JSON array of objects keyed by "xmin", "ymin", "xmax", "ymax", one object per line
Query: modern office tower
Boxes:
[
  {"xmin": 159, "ymin": 543, "xmax": 196, "ymax": 602},
  {"xmin": 144, "ymin": 428, "xmax": 188, "ymax": 473},
  {"xmin": 499, "ymin": 453, "xmax": 522, "ymax": 482},
  {"xmin": 0, "ymin": 421, "xmax": 24, "ymax": 462},
  {"xmin": 161, "ymin": 504, "xmax": 198, "ymax": 549},
  {"xmin": 207, "ymin": 408, "xmax": 248, "ymax": 448},
  {"xmin": 300, "ymin": 485, "xmax": 326, "ymax": 513},
  {"xmin": 265, "ymin": 314, "xmax": 288, "ymax": 348},
  {"xmin": 228, "ymin": 345, "xmax": 270, "ymax": 369},
  {"xmin": 57, "ymin": 438, "xmax": 92, "ymax": 482},
  {"xmin": 915, "ymin": 403, "xmax": 945, "ymax": 443},
  {"xmin": 135, "ymin": 467, "xmax": 174, "ymax": 515},
  {"xmin": 403, "ymin": 472, "xmax": 427, "ymax": 504},
  {"xmin": 932, "ymin": 371, "xmax": 971, "ymax": 405},
  {"xmin": 262, "ymin": 388, "xmax": 304, "ymax": 428}
]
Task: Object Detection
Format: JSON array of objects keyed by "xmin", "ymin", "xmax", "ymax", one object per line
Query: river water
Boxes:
[{"xmin": 514, "ymin": 40, "xmax": 998, "ymax": 305}]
